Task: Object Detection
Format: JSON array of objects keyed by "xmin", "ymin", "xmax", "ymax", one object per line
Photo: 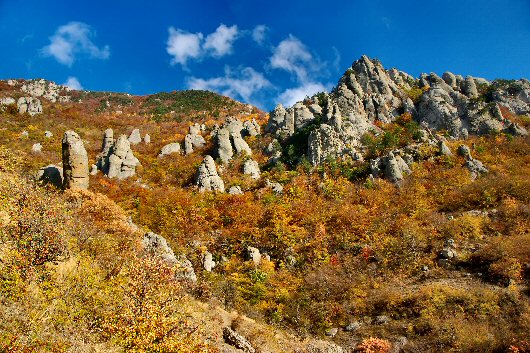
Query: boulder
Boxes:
[
  {"xmin": 463, "ymin": 76, "xmax": 479, "ymax": 99},
  {"xmin": 31, "ymin": 143, "xmax": 42, "ymax": 153},
  {"xmin": 159, "ymin": 143, "xmax": 181, "ymax": 157},
  {"xmin": 228, "ymin": 185, "xmax": 244, "ymax": 195},
  {"xmin": 438, "ymin": 140, "xmax": 452, "ymax": 156},
  {"xmin": 222, "ymin": 327, "xmax": 255, "ymax": 353},
  {"xmin": 458, "ymin": 144, "xmax": 488, "ymax": 178},
  {"xmin": 35, "ymin": 164, "xmax": 63, "ymax": 188},
  {"xmin": 17, "ymin": 97, "xmax": 42, "ymax": 116},
  {"xmin": 265, "ymin": 179, "xmax": 283, "ymax": 194},
  {"xmin": 247, "ymin": 246, "xmax": 261, "ymax": 266},
  {"xmin": 203, "ymin": 251, "xmax": 215, "ymax": 272},
  {"xmin": 44, "ymin": 131, "xmax": 53, "ymax": 138},
  {"xmin": 128, "ymin": 129, "xmax": 142, "ymax": 145},
  {"xmin": 0, "ymin": 97, "xmax": 16, "ymax": 106},
  {"xmin": 371, "ymin": 151, "xmax": 411, "ymax": 183},
  {"xmin": 184, "ymin": 124, "xmax": 206, "ymax": 155},
  {"xmin": 62, "ymin": 131, "xmax": 89, "ymax": 190},
  {"xmin": 214, "ymin": 117, "xmax": 252, "ymax": 164},
  {"xmin": 195, "ymin": 155, "xmax": 225, "ymax": 192},
  {"xmin": 243, "ymin": 159, "xmax": 260, "ymax": 179},
  {"xmin": 143, "ymin": 134, "xmax": 151, "ymax": 144}
]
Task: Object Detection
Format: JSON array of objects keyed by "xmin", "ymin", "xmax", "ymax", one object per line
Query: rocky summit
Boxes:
[{"xmin": 0, "ymin": 55, "xmax": 529, "ymax": 353}]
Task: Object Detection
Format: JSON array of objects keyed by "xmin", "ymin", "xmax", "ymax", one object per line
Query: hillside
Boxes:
[{"xmin": 1, "ymin": 56, "xmax": 530, "ymax": 353}]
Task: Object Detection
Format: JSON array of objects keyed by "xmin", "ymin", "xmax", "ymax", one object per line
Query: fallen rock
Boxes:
[
  {"xmin": 203, "ymin": 251, "xmax": 215, "ymax": 272},
  {"xmin": 325, "ymin": 328, "xmax": 338, "ymax": 337},
  {"xmin": 458, "ymin": 144, "xmax": 488, "ymax": 178},
  {"xmin": 62, "ymin": 131, "xmax": 89, "ymax": 190},
  {"xmin": 44, "ymin": 131, "xmax": 53, "ymax": 138},
  {"xmin": 222, "ymin": 327, "xmax": 255, "ymax": 353},
  {"xmin": 265, "ymin": 179, "xmax": 283, "ymax": 194},
  {"xmin": 438, "ymin": 140, "xmax": 452, "ymax": 156},
  {"xmin": 159, "ymin": 142, "xmax": 181, "ymax": 157},
  {"xmin": 344, "ymin": 321, "xmax": 361, "ymax": 332},
  {"xmin": 128, "ymin": 129, "xmax": 142, "ymax": 145},
  {"xmin": 143, "ymin": 134, "xmax": 150, "ymax": 144},
  {"xmin": 195, "ymin": 155, "xmax": 225, "ymax": 192}
]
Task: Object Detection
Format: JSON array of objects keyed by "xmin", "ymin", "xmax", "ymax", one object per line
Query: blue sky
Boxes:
[{"xmin": 1, "ymin": 0, "xmax": 529, "ymax": 110}]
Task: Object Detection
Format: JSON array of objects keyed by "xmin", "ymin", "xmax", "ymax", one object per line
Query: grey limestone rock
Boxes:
[
  {"xmin": 184, "ymin": 124, "xmax": 206, "ymax": 155},
  {"xmin": 265, "ymin": 179, "xmax": 283, "ymax": 194},
  {"xmin": 128, "ymin": 129, "xmax": 142, "ymax": 145},
  {"xmin": 243, "ymin": 119, "xmax": 261, "ymax": 136},
  {"xmin": 306, "ymin": 340, "xmax": 344, "ymax": 353},
  {"xmin": 44, "ymin": 131, "xmax": 53, "ymax": 138},
  {"xmin": 243, "ymin": 159, "xmax": 260, "ymax": 179},
  {"xmin": 106, "ymin": 135, "xmax": 140, "ymax": 179},
  {"xmin": 463, "ymin": 76, "xmax": 479, "ymax": 99},
  {"xmin": 458, "ymin": 144, "xmax": 488, "ymax": 179},
  {"xmin": 62, "ymin": 131, "xmax": 89, "ymax": 190},
  {"xmin": 203, "ymin": 251, "xmax": 215, "ymax": 272},
  {"xmin": 438, "ymin": 140, "xmax": 453, "ymax": 156},
  {"xmin": 143, "ymin": 134, "xmax": 150, "ymax": 144},
  {"xmin": 159, "ymin": 142, "xmax": 181, "ymax": 157},
  {"xmin": 17, "ymin": 97, "xmax": 42, "ymax": 116},
  {"xmin": 142, "ymin": 232, "xmax": 197, "ymax": 282},
  {"xmin": 215, "ymin": 117, "xmax": 252, "ymax": 164},
  {"xmin": 247, "ymin": 246, "xmax": 261, "ymax": 266},
  {"xmin": 228, "ymin": 185, "xmax": 243, "ymax": 195},
  {"xmin": 195, "ymin": 155, "xmax": 225, "ymax": 192}
]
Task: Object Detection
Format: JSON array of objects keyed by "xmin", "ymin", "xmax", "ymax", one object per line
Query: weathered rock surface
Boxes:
[
  {"xmin": 247, "ymin": 246, "xmax": 261, "ymax": 266},
  {"xmin": 159, "ymin": 143, "xmax": 181, "ymax": 157},
  {"xmin": 305, "ymin": 340, "xmax": 344, "ymax": 353},
  {"xmin": 0, "ymin": 97, "xmax": 16, "ymax": 107},
  {"xmin": 142, "ymin": 232, "xmax": 197, "ymax": 282},
  {"xmin": 371, "ymin": 151, "xmax": 411, "ymax": 183},
  {"xmin": 44, "ymin": 131, "xmax": 53, "ymax": 138},
  {"xmin": 62, "ymin": 131, "xmax": 89, "ymax": 190},
  {"xmin": 265, "ymin": 179, "xmax": 283, "ymax": 194},
  {"xmin": 243, "ymin": 119, "xmax": 261, "ymax": 136},
  {"xmin": 215, "ymin": 117, "xmax": 252, "ymax": 163},
  {"xmin": 184, "ymin": 123, "xmax": 206, "ymax": 155},
  {"xmin": 143, "ymin": 134, "xmax": 150, "ymax": 144},
  {"xmin": 195, "ymin": 155, "xmax": 225, "ymax": 192},
  {"xmin": 228, "ymin": 185, "xmax": 243, "ymax": 195},
  {"xmin": 203, "ymin": 251, "xmax": 215, "ymax": 272},
  {"xmin": 21, "ymin": 79, "xmax": 70, "ymax": 103},
  {"xmin": 243, "ymin": 159, "xmax": 260, "ymax": 179},
  {"xmin": 31, "ymin": 143, "xmax": 42, "ymax": 153},
  {"xmin": 128, "ymin": 129, "xmax": 142, "ymax": 145},
  {"xmin": 103, "ymin": 135, "xmax": 140, "ymax": 179},
  {"xmin": 223, "ymin": 327, "xmax": 255, "ymax": 353},
  {"xmin": 17, "ymin": 97, "xmax": 42, "ymax": 115}
]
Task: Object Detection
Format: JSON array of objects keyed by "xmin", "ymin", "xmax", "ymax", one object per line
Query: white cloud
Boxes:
[
  {"xmin": 63, "ymin": 76, "xmax": 83, "ymax": 90},
  {"xmin": 252, "ymin": 25, "xmax": 268, "ymax": 45},
  {"xmin": 42, "ymin": 22, "xmax": 110, "ymax": 66},
  {"xmin": 270, "ymin": 35, "xmax": 313, "ymax": 82},
  {"xmin": 277, "ymin": 82, "xmax": 328, "ymax": 107},
  {"xmin": 187, "ymin": 66, "xmax": 271, "ymax": 104},
  {"xmin": 204, "ymin": 24, "xmax": 239, "ymax": 57},
  {"xmin": 166, "ymin": 27, "xmax": 204, "ymax": 66}
]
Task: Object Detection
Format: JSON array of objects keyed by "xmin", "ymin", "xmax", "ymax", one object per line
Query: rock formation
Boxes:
[
  {"xmin": 195, "ymin": 155, "xmax": 225, "ymax": 192},
  {"xmin": 184, "ymin": 123, "xmax": 206, "ymax": 155},
  {"xmin": 106, "ymin": 135, "xmax": 140, "ymax": 179},
  {"xmin": 35, "ymin": 164, "xmax": 63, "ymax": 188},
  {"xmin": 370, "ymin": 151, "xmax": 411, "ymax": 183},
  {"xmin": 142, "ymin": 232, "xmax": 197, "ymax": 282},
  {"xmin": 242, "ymin": 159, "xmax": 260, "ymax": 179},
  {"xmin": 214, "ymin": 117, "xmax": 252, "ymax": 164},
  {"xmin": 62, "ymin": 131, "xmax": 89, "ymax": 190},
  {"xmin": 458, "ymin": 144, "xmax": 488, "ymax": 179},
  {"xmin": 17, "ymin": 97, "xmax": 42, "ymax": 115},
  {"xmin": 20, "ymin": 79, "xmax": 70, "ymax": 103},
  {"xmin": 228, "ymin": 185, "xmax": 243, "ymax": 195},
  {"xmin": 222, "ymin": 327, "xmax": 255, "ymax": 353}
]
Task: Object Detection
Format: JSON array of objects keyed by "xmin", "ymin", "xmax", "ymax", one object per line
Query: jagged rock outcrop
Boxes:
[
  {"xmin": 184, "ymin": 123, "xmax": 206, "ymax": 155},
  {"xmin": 17, "ymin": 97, "xmax": 42, "ymax": 115},
  {"xmin": 158, "ymin": 142, "xmax": 181, "ymax": 157},
  {"xmin": 195, "ymin": 155, "xmax": 225, "ymax": 192},
  {"xmin": 62, "ymin": 131, "xmax": 89, "ymax": 190},
  {"xmin": 242, "ymin": 159, "xmax": 260, "ymax": 179},
  {"xmin": 214, "ymin": 117, "xmax": 252, "ymax": 164},
  {"xmin": 142, "ymin": 232, "xmax": 197, "ymax": 282},
  {"xmin": 21, "ymin": 79, "xmax": 70, "ymax": 103},
  {"xmin": 242, "ymin": 119, "xmax": 261, "ymax": 136},
  {"xmin": 128, "ymin": 129, "xmax": 142, "ymax": 145},
  {"xmin": 101, "ymin": 135, "xmax": 140, "ymax": 179},
  {"xmin": 458, "ymin": 144, "xmax": 488, "ymax": 179},
  {"xmin": 265, "ymin": 55, "xmax": 528, "ymax": 173},
  {"xmin": 0, "ymin": 97, "xmax": 16, "ymax": 108}
]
